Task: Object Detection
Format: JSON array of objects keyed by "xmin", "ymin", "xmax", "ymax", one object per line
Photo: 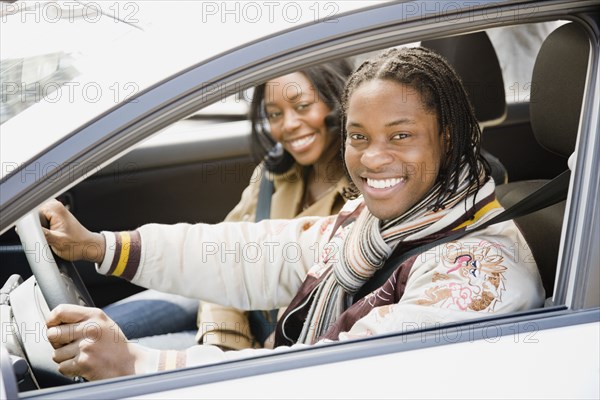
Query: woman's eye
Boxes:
[
  {"xmin": 349, "ymin": 133, "xmax": 366, "ymax": 141},
  {"xmin": 296, "ymin": 103, "xmax": 311, "ymax": 112},
  {"xmin": 266, "ymin": 111, "xmax": 281, "ymax": 121}
]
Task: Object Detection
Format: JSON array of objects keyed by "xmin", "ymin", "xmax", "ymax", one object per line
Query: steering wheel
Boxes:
[
  {"xmin": 16, "ymin": 210, "xmax": 95, "ymax": 310},
  {"xmin": 9, "ymin": 210, "xmax": 95, "ymax": 388}
]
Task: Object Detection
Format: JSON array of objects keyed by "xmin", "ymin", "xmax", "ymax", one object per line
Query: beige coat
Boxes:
[{"xmin": 198, "ymin": 162, "xmax": 349, "ymax": 349}]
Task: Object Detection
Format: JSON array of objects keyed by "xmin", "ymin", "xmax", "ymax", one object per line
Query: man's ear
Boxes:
[{"xmin": 442, "ymin": 129, "xmax": 451, "ymax": 152}]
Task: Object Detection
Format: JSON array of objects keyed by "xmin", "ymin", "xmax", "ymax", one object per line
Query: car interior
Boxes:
[
  {"xmin": 495, "ymin": 22, "xmax": 589, "ymax": 300},
  {"xmin": 0, "ymin": 12, "xmax": 595, "ymax": 394},
  {"xmin": 421, "ymin": 31, "xmax": 509, "ymax": 185},
  {"xmin": 420, "ymin": 23, "xmax": 589, "ymax": 302}
]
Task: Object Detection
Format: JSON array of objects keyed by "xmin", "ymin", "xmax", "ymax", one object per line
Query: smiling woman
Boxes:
[{"xmin": 264, "ymin": 72, "xmax": 339, "ymax": 168}]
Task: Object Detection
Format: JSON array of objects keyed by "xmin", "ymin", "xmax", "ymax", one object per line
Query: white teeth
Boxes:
[
  {"xmin": 366, "ymin": 177, "xmax": 404, "ymax": 189},
  {"xmin": 288, "ymin": 134, "xmax": 315, "ymax": 149}
]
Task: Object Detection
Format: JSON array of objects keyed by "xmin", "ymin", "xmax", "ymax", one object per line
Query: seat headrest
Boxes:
[
  {"xmin": 422, "ymin": 32, "xmax": 506, "ymax": 127},
  {"xmin": 530, "ymin": 23, "xmax": 590, "ymax": 158}
]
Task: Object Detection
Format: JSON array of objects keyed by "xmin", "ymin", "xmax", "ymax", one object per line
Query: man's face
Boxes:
[{"xmin": 344, "ymin": 79, "xmax": 445, "ymax": 220}]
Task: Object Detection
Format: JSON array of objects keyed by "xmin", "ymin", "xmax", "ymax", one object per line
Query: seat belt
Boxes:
[
  {"xmin": 250, "ymin": 167, "xmax": 278, "ymax": 346},
  {"xmin": 353, "ymin": 170, "xmax": 571, "ymax": 303},
  {"xmin": 255, "ymin": 168, "xmax": 274, "ymax": 222},
  {"xmin": 255, "ymin": 143, "xmax": 284, "ymax": 222}
]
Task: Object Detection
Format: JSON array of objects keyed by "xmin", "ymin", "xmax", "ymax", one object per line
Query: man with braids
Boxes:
[{"xmin": 40, "ymin": 47, "xmax": 544, "ymax": 380}]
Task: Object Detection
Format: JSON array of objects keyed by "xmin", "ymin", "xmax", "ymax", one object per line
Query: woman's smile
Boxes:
[{"xmin": 285, "ymin": 132, "xmax": 317, "ymax": 153}]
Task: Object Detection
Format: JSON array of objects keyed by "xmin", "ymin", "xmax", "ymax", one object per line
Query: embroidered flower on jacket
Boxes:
[{"xmin": 416, "ymin": 241, "xmax": 507, "ymax": 312}]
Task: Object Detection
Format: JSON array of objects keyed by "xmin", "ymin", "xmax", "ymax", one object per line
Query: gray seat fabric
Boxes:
[
  {"xmin": 422, "ymin": 32, "xmax": 508, "ymax": 184},
  {"xmin": 495, "ymin": 182, "xmax": 566, "ymax": 297},
  {"xmin": 495, "ymin": 23, "xmax": 590, "ymax": 298}
]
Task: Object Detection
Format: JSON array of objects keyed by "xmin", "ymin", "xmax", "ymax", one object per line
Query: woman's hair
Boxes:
[
  {"xmin": 250, "ymin": 59, "xmax": 354, "ymax": 174},
  {"xmin": 340, "ymin": 47, "xmax": 491, "ymax": 209}
]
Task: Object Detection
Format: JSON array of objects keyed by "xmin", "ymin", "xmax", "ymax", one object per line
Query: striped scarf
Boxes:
[{"xmin": 298, "ymin": 165, "xmax": 491, "ymax": 344}]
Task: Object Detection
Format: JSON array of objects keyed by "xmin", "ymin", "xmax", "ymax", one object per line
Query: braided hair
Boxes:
[
  {"xmin": 250, "ymin": 59, "xmax": 354, "ymax": 174},
  {"xmin": 341, "ymin": 47, "xmax": 491, "ymax": 210}
]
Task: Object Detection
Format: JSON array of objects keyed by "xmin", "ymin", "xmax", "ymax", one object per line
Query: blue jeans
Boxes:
[{"xmin": 103, "ymin": 289, "xmax": 198, "ymax": 350}]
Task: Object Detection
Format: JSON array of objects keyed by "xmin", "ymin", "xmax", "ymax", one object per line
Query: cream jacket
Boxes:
[
  {"xmin": 97, "ymin": 197, "xmax": 545, "ymax": 373},
  {"xmin": 199, "ymin": 162, "xmax": 349, "ymax": 349}
]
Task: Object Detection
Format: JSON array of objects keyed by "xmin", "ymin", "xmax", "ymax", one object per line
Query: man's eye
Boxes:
[{"xmin": 392, "ymin": 133, "xmax": 410, "ymax": 140}]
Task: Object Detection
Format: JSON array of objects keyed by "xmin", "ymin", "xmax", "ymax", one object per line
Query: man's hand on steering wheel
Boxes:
[
  {"xmin": 46, "ymin": 304, "xmax": 149, "ymax": 381},
  {"xmin": 39, "ymin": 199, "xmax": 106, "ymax": 264},
  {"xmin": 31, "ymin": 200, "xmax": 151, "ymax": 381}
]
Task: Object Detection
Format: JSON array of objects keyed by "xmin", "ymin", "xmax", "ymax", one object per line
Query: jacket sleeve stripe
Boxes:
[
  {"xmin": 112, "ymin": 231, "xmax": 131, "ymax": 277},
  {"xmin": 106, "ymin": 231, "xmax": 141, "ymax": 279},
  {"xmin": 158, "ymin": 350, "xmax": 187, "ymax": 371},
  {"xmin": 121, "ymin": 230, "xmax": 141, "ymax": 281},
  {"xmin": 106, "ymin": 232, "xmax": 122, "ymax": 276}
]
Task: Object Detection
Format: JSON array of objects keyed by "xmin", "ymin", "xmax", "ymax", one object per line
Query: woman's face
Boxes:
[
  {"xmin": 264, "ymin": 72, "xmax": 338, "ymax": 167},
  {"xmin": 344, "ymin": 79, "xmax": 445, "ymax": 221}
]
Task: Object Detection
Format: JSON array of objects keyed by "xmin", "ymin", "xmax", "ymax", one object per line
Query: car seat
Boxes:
[
  {"xmin": 494, "ymin": 23, "xmax": 590, "ymax": 298},
  {"xmin": 422, "ymin": 32, "xmax": 508, "ymax": 184}
]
